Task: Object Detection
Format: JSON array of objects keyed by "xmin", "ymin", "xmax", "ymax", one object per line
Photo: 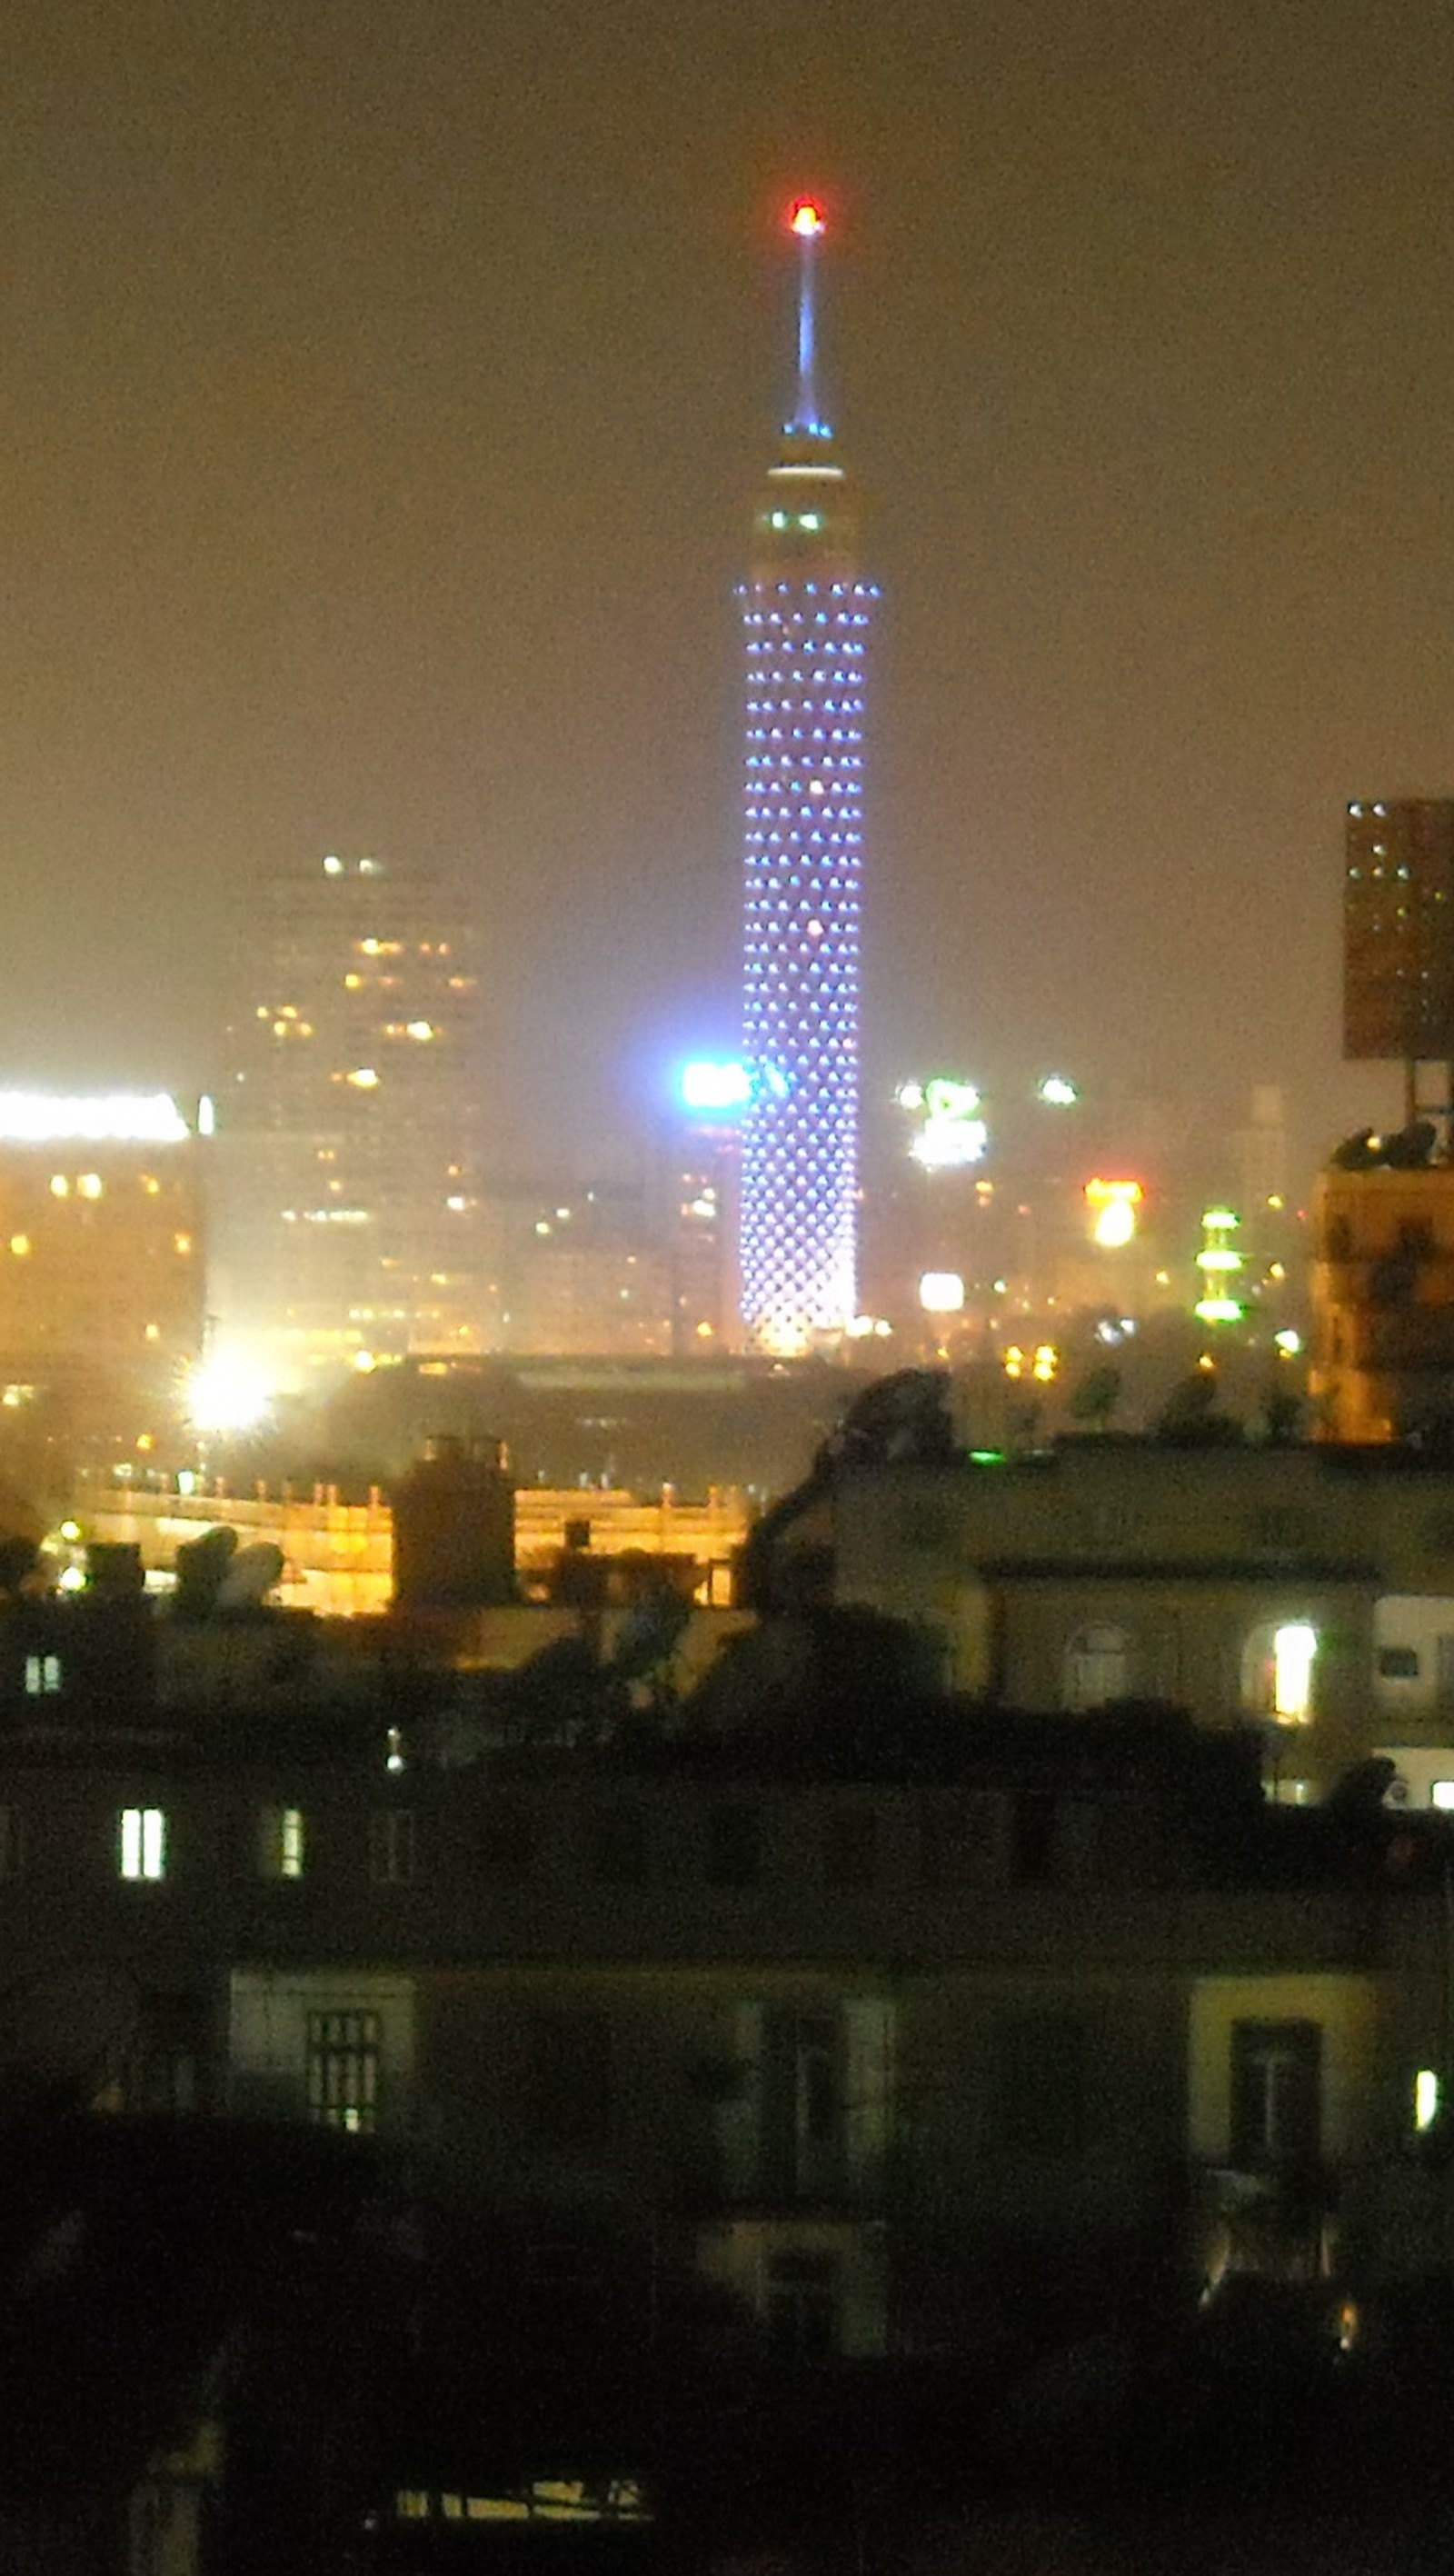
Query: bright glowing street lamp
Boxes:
[{"xmin": 185, "ymin": 1353, "xmax": 273, "ymax": 1439}]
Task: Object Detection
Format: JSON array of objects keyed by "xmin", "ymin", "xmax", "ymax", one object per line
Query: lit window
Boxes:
[
  {"xmin": 1244, "ymin": 1621, "xmax": 1319, "ymax": 1723},
  {"xmin": 49, "ymin": 1174, "xmax": 68, "ymax": 1198},
  {"xmin": 8, "ymin": 1235, "xmax": 28, "ymax": 1257},
  {"xmin": 120, "ymin": 1807, "xmax": 167, "ymax": 1882},
  {"xmin": 1273, "ymin": 1623, "xmax": 1317, "ymax": 1721},
  {"xmin": 1432, "ymin": 1781, "xmax": 1454, "ymax": 1811},
  {"xmin": 24, "ymin": 1653, "xmax": 61, "ymax": 1696},
  {"xmin": 77, "ymin": 1173, "xmax": 102, "ymax": 1199},
  {"xmin": 307, "ymin": 2009, "xmax": 379, "ymax": 2132},
  {"xmin": 258, "ymin": 1805, "xmax": 306, "ymax": 1879}
]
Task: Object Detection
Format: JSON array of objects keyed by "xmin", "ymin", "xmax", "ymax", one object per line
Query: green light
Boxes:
[
  {"xmin": 1197, "ymin": 1248, "xmax": 1243, "ymax": 1272},
  {"xmin": 970, "ymin": 1449, "xmax": 1007, "ymax": 1464},
  {"xmin": 1201, "ymin": 1208, "xmax": 1240, "ymax": 1228},
  {"xmin": 1194, "ymin": 1296, "xmax": 1243, "ymax": 1323}
]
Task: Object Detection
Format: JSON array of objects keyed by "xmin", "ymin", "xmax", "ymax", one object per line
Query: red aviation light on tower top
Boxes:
[{"xmin": 788, "ymin": 196, "xmax": 826, "ymax": 238}]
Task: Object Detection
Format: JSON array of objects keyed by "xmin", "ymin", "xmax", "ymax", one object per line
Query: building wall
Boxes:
[
  {"xmin": 73, "ymin": 1478, "xmax": 752, "ymax": 1616},
  {"xmin": 825, "ymin": 1443, "xmax": 1454, "ymax": 1787},
  {"xmin": 1310, "ymin": 1163, "xmax": 1454, "ymax": 1443},
  {"xmin": 0, "ymin": 1137, "xmax": 203, "ymax": 1387},
  {"xmin": 0, "ymin": 1745, "xmax": 1419, "ymax": 2352}
]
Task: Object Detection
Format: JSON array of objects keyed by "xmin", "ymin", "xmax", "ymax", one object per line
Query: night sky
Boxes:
[{"xmin": 5, "ymin": 0, "xmax": 1450, "ymax": 1182}]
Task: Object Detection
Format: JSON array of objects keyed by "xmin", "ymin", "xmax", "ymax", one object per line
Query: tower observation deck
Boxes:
[{"xmin": 738, "ymin": 199, "xmax": 878, "ymax": 1356}]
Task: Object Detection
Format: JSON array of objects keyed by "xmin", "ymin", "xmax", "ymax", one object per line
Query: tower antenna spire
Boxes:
[{"xmin": 786, "ymin": 196, "xmax": 828, "ymax": 437}]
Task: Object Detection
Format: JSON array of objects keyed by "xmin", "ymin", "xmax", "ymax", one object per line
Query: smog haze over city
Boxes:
[{"xmin": 5, "ymin": 0, "xmax": 1453, "ymax": 1177}]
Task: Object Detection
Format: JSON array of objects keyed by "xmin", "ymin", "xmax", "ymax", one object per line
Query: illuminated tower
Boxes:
[{"xmin": 738, "ymin": 198, "xmax": 877, "ymax": 1355}]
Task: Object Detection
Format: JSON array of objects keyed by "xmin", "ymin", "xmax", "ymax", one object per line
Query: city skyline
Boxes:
[{"xmin": 3, "ymin": 0, "xmax": 1449, "ymax": 1186}]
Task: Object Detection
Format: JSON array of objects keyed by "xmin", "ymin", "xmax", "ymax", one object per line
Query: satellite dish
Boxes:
[{"xmin": 214, "ymin": 1542, "xmax": 286, "ymax": 1612}]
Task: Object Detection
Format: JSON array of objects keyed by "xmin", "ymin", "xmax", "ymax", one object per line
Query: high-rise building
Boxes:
[
  {"xmin": 1345, "ymin": 797, "xmax": 1454, "ymax": 1105},
  {"xmin": 738, "ymin": 199, "xmax": 878, "ymax": 1356},
  {"xmin": 0, "ymin": 1091, "xmax": 204, "ymax": 1440},
  {"xmin": 212, "ymin": 855, "xmax": 486, "ymax": 1387}
]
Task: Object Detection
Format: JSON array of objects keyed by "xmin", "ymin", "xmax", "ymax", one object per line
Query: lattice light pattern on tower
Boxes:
[{"xmin": 738, "ymin": 197, "xmax": 878, "ymax": 1355}]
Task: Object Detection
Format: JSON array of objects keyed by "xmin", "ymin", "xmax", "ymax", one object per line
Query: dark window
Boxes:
[
  {"xmin": 481, "ymin": 1801, "xmax": 533, "ymax": 1876},
  {"xmin": 0, "ymin": 1806, "xmax": 24, "ymax": 1882},
  {"xmin": 823, "ymin": 1806, "xmax": 877, "ymax": 1889},
  {"xmin": 706, "ymin": 1805, "xmax": 762, "ymax": 1888},
  {"xmin": 921, "ymin": 1792, "xmax": 1004, "ymax": 1887},
  {"xmin": 766, "ymin": 2250, "xmax": 839, "ymax": 2361},
  {"xmin": 527, "ymin": 2009, "xmax": 612, "ymax": 2155},
  {"xmin": 1011, "ymin": 1792, "xmax": 1058, "ymax": 1885},
  {"xmin": 991, "ymin": 2012, "xmax": 1088, "ymax": 2158},
  {"xmin": 1378, "ymin": 1644, "xmax": 1420, "ymax": 1680},
  {"xmin": 307, "ymin": 2010, "xmax": 380, "ymax": 2133},
  {"xmin": 762, "ymin": 2009, "xmax": 842, "ymax": 2201},
  {"xmin": 1230, "ymin": 2020, "xmax": 1322, "ymax": 2166},
  {"xmin": 125, "ymin": 1992, "xmax": 206, "ymax": 2114},
  {"xmin": 369, "ymin": 1811, "xmax": 414, "ymax": 1885},
  {"xmin": 589, "ymin": 1804, "xmax": 647, "ymax": 1884}
]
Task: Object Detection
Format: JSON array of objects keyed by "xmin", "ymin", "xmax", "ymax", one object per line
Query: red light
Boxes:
[{"xmin": 788, "ymin": 197, "xmax": 826, "ymax": 238}]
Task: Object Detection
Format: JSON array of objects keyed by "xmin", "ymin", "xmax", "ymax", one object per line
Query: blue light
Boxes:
[{"xmin": 679, "ymin": 1058, "xmax": 752, "ymax": 1115}]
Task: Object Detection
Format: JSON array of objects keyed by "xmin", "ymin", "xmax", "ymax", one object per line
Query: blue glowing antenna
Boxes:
[{"xmin": 787, "ymin": 196, "xmax": 828, "ymax": 437}]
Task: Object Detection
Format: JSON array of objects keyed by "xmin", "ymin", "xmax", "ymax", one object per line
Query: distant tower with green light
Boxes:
[{"xmin": 738, "ymin": 196, "xmax": 879, "ymax": 1356}]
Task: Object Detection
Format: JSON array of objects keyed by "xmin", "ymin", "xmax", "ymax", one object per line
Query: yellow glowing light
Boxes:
[
  {"xmin": 8, "ymin": 1235, "xmax": 29, "ymax": 1257},
  {"xmin": 187, "ymin": 1353, "xmax": 274, "ymax": 1436},
  {"xmin": 1273, "ymin": 1622, "xmax": 1317, "ymax": 1722},
  {"xmin": 1092, "ymin": 1199, "xmax": 1137, "ymax": 1249},
  {"xmin": 77, "ymin": 1173, "xmax": 102, "ymax": 1200},
  {"xmin": 174, "ymin": 1233, "xmax": 193, "ymax": 1255},
  {"xmin": 49, "ymin": 1175, "xmax": 68, "ymax": 1198},
  {"xmin": 347, "ymin": 1069, "xmax": 380, "ymax": 1089},
  {"xmin": 1031, "ymin": 1343, "xmax": 1058, "ymax": 1382},
  {"xmin": 353, "ymin": 1350, "xmax": 377, "ymax": 1373},
  {"xmin": 789, "ymin": 197, "xmax": 826, "ymax": 236},
  {"xmin": 1084, "ymin": 1177, "xmax": 1143, "ymax": 1207},
  {"xmin": 1003, "ymin": 1345, "xmax": 1025, "ymax": 1380}
]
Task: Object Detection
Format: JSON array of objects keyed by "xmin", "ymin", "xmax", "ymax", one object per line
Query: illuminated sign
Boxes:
[
  {"xmin": 919, "ymin": 1271, "xmax": 965, "ymax": 1313},
  {"xmin": 898, "ymin": 1076, "xmax": 988, "ymax": 1170},
  {"xmin": 1084, "ymin": 1177, "xmax": 1142, "ymax": 1250},
  {"xmin": 0, "ymin": 1093, "xmax": 190, "ymax": 1145},
  {"xmin": 1194, "ymin": 1208, "xmax": 1245, "ymax": 1323}
]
